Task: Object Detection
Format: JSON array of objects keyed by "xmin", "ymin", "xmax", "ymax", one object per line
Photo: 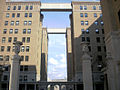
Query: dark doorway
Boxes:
[{"xmin": 96, "ymin": 84, "xmax": 104, "ymax": 90}]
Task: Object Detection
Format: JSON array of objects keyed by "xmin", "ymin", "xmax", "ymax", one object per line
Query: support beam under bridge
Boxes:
[{"xmin": 40, "ymin": 3, "xmax": 72, "ymax": 12}]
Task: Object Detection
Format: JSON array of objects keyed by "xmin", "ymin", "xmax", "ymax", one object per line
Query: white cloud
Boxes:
[{"xmin": 49, "ymin": 58, "xmax": 58, "ymax": 65}]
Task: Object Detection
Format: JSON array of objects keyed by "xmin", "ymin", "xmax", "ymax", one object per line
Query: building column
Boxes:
[
  {"xmin": 81, "ymin": 42, "xmax": 93, "ymax": 90},
  {"xmin": 34, "ymin": 84, "xmax": 36, "ymax": 90},
  {"xmin": 9, "ymin": 41, "xmax": 23, "ymax": 90},
  {"xmin": 59, "ymin": 85, "xmax": 61, "ymax": 90},
  {"xmin": 25, "ymin": 84, "xmax": 27, "ymax": 90},
  {"xmin": 106, "ymin": 52, "xmax": 119, "ymax": 90}
]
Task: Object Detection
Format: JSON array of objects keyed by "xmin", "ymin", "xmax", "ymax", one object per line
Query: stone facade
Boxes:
[{"xmin": 101, "ymin": 0, "xmax": 120, "ymax": 90}]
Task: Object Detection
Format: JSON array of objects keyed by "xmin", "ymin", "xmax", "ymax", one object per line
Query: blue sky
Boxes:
[{"xmin": 11, "ymin": 0, "xmax": 100, "ymax": 80}]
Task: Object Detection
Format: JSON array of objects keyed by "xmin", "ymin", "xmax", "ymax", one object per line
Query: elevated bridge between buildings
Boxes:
[
  {"xmin": 40, "ymin": 3, "xmax": 72, "ymax": 12},
  {"xmin": 47, "ymin": 28, "xmax": 66, "ymax": 34}
]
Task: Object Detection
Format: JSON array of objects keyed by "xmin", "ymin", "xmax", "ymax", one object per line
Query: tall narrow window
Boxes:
[
  {"xmin": 17, "ymin": 13, "xmax": 20, "ymax": 17},
  {"xmin": 29, "ymin": 13, "xmax": 32, "ymax": 17},
  {"xmin": 80, "ymin": 13, "xmax": 83, "ymax": 17},
  {"xmin": 84, "ymin": 6, "xmax": 87, "ymax": 10},
  {"xmin": 1, "ymin": 46, "xmax": 4, "ymax": 52},
  {"xmin": 14, "ymin": 37, "xmax": 17, "ymax": 42},
  {"xmin": 30, "ymin": 6, "xmax": 33, "ymax": 10},
  {"xmin": 8, "ymin": 37, "xmax": 12, "ymax": 43},
  {"xmin": 80, "ymin": 6, "xmax": 83, "ymax": 10},
  {"xmin": 2, "ymin": 37, "xmax": 6, "ymax": 43},
  {"xmin": 7, "ymin": 6, "xmax": 10, "ymax": 10},
  {"xmin": 6, "ymin": 13, "xmax": 9, "ymax": 18},
  {"xmin": 9, "ymin": 29, "xmax": 13, "ymax": 34},
  {"xmin": 85, "ymin": 13, "xmax": 88, "ymax": 17},
  {"xmin": 26, "ymin": 6, "xmax": 29, "ymax": 10},
  {"xmin": 5, "ymin": 21, "xmax": 8, "ymax": 26},
  {"xmin": 118, "ymin": 10, "xmax": 120, "ymax": 23},
  {"xmin": 26, "ymin": 46, "xmax": 30, "ymax": 52},
  {"xmin": 12, "ymin": 13, "xmax": 15, "ymax": 18},
  {"xmin": 81, "ymin": 21, "xmax": 84, "ymax": 25},
  {"xmin": 13, "ymin": 6, "xmax": 16, "ymax": 10},
  {"xmin": 3, "ymin": 29, "xmax": 7, "ymax": 34},
  {"xmin": 18, "ymin": 6, "xmax": 21, "ymax": 10},
  {"xmin": 0, "ymin": 55, "xmax": 3, "ymax": 61},
  {"xmin": 7, "ymin": 46, "xmax": 11, "ymax": 52},
  {"xmin": 93, "ymin": 6, "xmax": 96, "ymax": 10}
]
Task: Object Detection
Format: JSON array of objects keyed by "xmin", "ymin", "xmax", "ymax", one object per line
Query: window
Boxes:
[
  {"xmin": 81, "ymin": 21, "xmax": 84, "ymax": 25},
  {"xmin": 24, "ymin": 66, "xmax": 28, "ymax": 71},
  {"xmin": 21, "ymin": 46, "xmax": 25, "ymax": 52},
  {"xmin": 99, "ymin": 6, "xmax": 101, "ymax": 10},
  {"xmin": 97, "ymin": 46, "xmax": 101, "ymax": 52},
  {"xmin": 5, "ymin": 21, "xmax": 8, "ymax": 26},
  {"xmin": 28, "ymin": 21, "xmax": 32, "ymax": 25},
  {"xmin": 118, "ymin": 10, "xmax": 120, "ymax": 23},
  {"xmin": 12, "ymin": 13, "xmax": 15, "ymax": 17},
  {"xmin": 25, "ymin": 13, "xmax": 28, "ymax": 17},
  {"xmin": 5, "ymin": 55, "xmax": 9, "ymax": 61},
  {"xmin": 20, "ymin": 66, "xmax": 24, "ymax": 71},
  {"xmin": 86, "ymin": 37, "xmax": 90, "ymax": 42},
  {"xmin": 96, "ymin": 29, "xmax": 99, "ymax": 34},
  {"xmin": 14, "ymin": 37, "xmax": 17, "ymax": 42},
  {"xmin": 27, "ymin": 29, "xmax": 31, "ymax": 34},
  {"xmin": 12, "ymin": 46, "xmax": 15, "ymax": 52},
  {"xmin": 30, "ymin": 6, "xmax": 33, "ymax": 10},
  {"xmin": 25, "ymin": 56, "xmax": 29, "ymax": 61},
  {"xmin": 18, "ymin": 6, "xmax": 21, "ymax": 10},
  {"xmin": 101, "ymin": 21, "xmax": 104, "ymax": 25},
  {"xmin": 96, "ymin": 37, "xmax": 100, "ymax": 43},
  {"xmin": 9, "ymin": 29, "xmax": 13, "ymax": 34},
  {"xmin": 80, "ymin": 13, "xmax": 83, "ymax": 17},
  {"xmin": 93, "ymin": 6, "xmax": 96, "ymax": 10},
  {"xmin": 7, "ymin": 6, "xmax": 10, "ymax": 10},
  {"xmin": 7, "ymin": 46, "xmax": 11, "ymax": 52},
  {"xmin": 1, "ymin": 46, "xmax": 4, "ymax": 52},
  {"xmin": 3, "ymin": 75, "xmax": 8, "ymax": 81},
  {"xmin": 85, "ymin": 21, "xmax": 88, "ymax": 25},
  {"xmin": 27, "ymin": 37, "xmax": 30, "ymax": 43},
  {"xmin": 24, "ymin": 75, "xmax": 28, "ymax": 81},
  {"xmin": 82, "ymin": 37, "xmax": 85, "ymax": 42},
  {"xmin": 97, "ymin": 55, "xmax": 102, "ymax": 61},
  {"xmin": 11, "ymin": 21, "xmax": 14, "ymax": 25},
  {"xmin": 25, "ymin": 6, "xmax": 29, "ymax": 10},
  {"xmin": 3, "ymin": 29, "xmax": 7, "ymax": 34},
  {"xmin": 81, "ymin": 29, "xmax": 85, "ymax": 34},
  {"xmin": 21, "ymin": 56, "xmax": 24, "ymax": 61},
  {"xmin": 8, "ymin": 37, "xmax": 12, "ymax": 43},
  {"xmin": 104, "ymin": 46, "xmax": 106, "ymax": 52},
  {"xmin": 84, "ymin": 6, "xmax": 87, "ymax": 10},
  {"xmin": 88, "ymin": 46, "xmax": 91, "ymax": 52},
  {"xmin": 85, "ymin": 13, "xmax": 88, "ymax": 17},
  {"xmin": 16, "ymin": 21, "xmax": 19, "ymax": 25},
  {"xmin": 22, "ymin": 37, "xmax": 25, "ymax": 42},
  {"xmin": 94, "ymin": 13, "xmax": 97, "ymax": 17},
  {"xmin": 29, "ymin": 13, "xmax": 32, "ymax": 17},
  {"xmin": 100, "ymin": 13, "xmax": 102, "ymax": 17},
  {"xmin": 23, "ymin": 29, "xmax": 26, "ymax": 34},
  {"xmin": 24, "ymin": 21, "xmax": 27, "ymax": 25},
  {"xmin": 13, "ymin": 6, "xmax": 16, "ymax": 10},
  {"xmin": 102, "ymin": 29, "xmax": 104, "ymax": 34},
  {"xmin": 2, "ymin": 37, "xmax": 6, "ymax": 43},
  {"xmin": 26, "ymin": 46, "xmax": 30, "ymax": 52},
  {"xmin": 94, "ymin": 21, "xmax": 98, "ymax": 25},
  {"xmin": 15, "ymin": 29, "xmax": 18, "ymax": 34},
  {"xmin": 6, "ymin": 13, "xmax": 9, "ymax": 18},
  {"xmin": 86, "ymin": 29, "xmax": 89, "ymax": 34},
  {"xmin": 17, "ymin": 13, "xmax": 20, "ymax": 17},
  {"xmin": 80, "ymin": 6, "xmax": 83, "ymax": 10},
  {"xmin": 0, "ymin": 55, "xmax": 3, "ymax": 61}
]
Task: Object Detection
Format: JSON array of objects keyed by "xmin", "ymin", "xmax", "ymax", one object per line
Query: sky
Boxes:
[{"xmin": 11, "ymin": 0, "xmax": 100, "ymax": 80}]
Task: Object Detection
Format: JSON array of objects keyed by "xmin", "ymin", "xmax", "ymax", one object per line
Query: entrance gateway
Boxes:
[{"xmin": 3, "ymin": 1, "xmax": 105, "ymax": 90}]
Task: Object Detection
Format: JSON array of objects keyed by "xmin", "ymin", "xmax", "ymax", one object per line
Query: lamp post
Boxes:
[{"xmin": 9, "ymin": 41, "xmax": 23, "ymax": 90}]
